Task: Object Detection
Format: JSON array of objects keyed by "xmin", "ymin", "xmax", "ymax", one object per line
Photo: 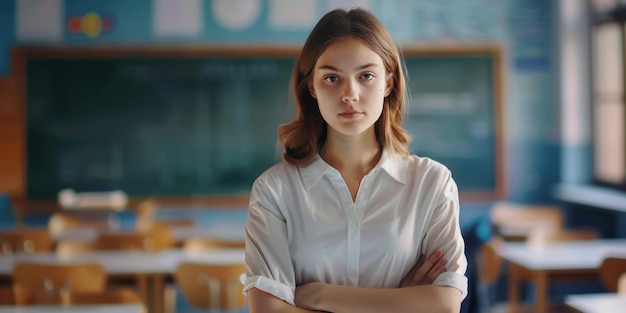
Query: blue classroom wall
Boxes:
[
  {"xmin": 1, "ymin": 2, "xmax": 611, "ymax": 307},
  {"xmin": 0, "ymin": 194, "xmax": 16, "ymax": 227},
  {"xmin": 0, "ymin": 0, "xmax": 561, "ymax": 205},
  {"xmin": 0, "ymin": 0, "xmax": 14, "ymax": 74},
  {"xmin": 64, "ymin": 0, "xmax": 153, "ymax": 43}
]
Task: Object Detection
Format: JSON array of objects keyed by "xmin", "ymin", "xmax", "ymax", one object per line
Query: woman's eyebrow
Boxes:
[{"xmin": 317, "ymin": 63, "xmax": 381, "ymax": 72}]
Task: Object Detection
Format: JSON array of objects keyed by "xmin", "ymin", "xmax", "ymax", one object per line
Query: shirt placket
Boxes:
[
  {"xmin": 345, "ymin": 170, "xmax": 375, "ymax": 285},
  {"xmin": 346, "ymin": 203, "xmax": 360, "ymax": 285}
]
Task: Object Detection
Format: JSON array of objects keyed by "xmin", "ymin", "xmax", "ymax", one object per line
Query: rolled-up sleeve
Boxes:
[
  {"xmin": 422, "ymin": 171, "xmax": 468, "ymax": 299},
  {"xmin": 243, "ymin": 176, "xmax": 297, "ymax": 305}
]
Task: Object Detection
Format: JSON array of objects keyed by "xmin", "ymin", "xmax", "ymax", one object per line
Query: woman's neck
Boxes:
[{"xmin": 320, "ymin": 129, "xmax": 381, "ymax": 176}]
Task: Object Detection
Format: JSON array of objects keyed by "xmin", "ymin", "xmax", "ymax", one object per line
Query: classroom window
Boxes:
[{"xmin": 590, "ymin": 2, "xmax": 626, "ymax": 188}]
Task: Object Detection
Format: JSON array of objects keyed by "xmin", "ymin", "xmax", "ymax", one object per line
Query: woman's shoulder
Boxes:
[
  {"xmin": 403, "ymin": 154, "xmax": 451, "ymax": 174},
  {"xmin": 401, "ymin": 155, "xmax": 458, "ymax": 201},
  {"xmin": 395, "ymin": 154, "xmax": 453, "ymax": 185},
  {"xmin": 254, "ymin": 159, "xmax": 299, "ymax": 185}
]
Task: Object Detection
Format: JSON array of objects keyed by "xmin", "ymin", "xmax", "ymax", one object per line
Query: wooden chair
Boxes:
[
  {"xmin": 598, "ymin": 257, "xmax": 626, "ymax": 293},
  {"xmin": 54, "ymin": 229, "xmax": 174, "ymax": 311},
  {"xmin": 69, "ymin": 288, "xmax": 144, "ymax": 306},
  {"xmin": 55, "ymin": 240, "xmax": 100, "ymax": 256},
  {"xmin": 135, "ymin": 198, "xmax": 158, "ymax": 220},
  {"xmin": 476, "ymin": 230, "xmax": 597, "ymax": 313},
  {"xmin": 475, "ymin": 237, "xmax": 530, "ymax": 313},
  {"xmin": 11, "ymin": 262, "xmax": 144, "ymax": 310},
  {"xmin": 183, "ymin": 237, "xmax": 245, "ymax": 253},
  {"xmin": 0, "ymin": 286, "xmax": 16, "ymax": 304},
  {"xmin": 0, "ymin": 227, "xmax": 54, "ymax": 255},
  {"xmin": 136, "ymin": 218, "xmax": 196, "ymax": 234},
  {"xmin": 135, "ymin": 199, "xmax": 196, "ymax": 237},
  {"xmin": 526, "ymin": 228, "xmax": 600, "ymax": 248},
  {"xmin": 95, "ymin": 229, "xmax": 174, "ymax": 252},
  {"xmin": 174, "ymin": 261, "xmax": 247, "ymax": 310},
  {"xmin": 165, "ymin": 237, "xmax": 245, "ymax": 308},
  {"xmin": 619, "ymin": 272, "xmax": 626, "ymax": 295},
  {"xmin": 490, "ymin": 202, "xmax": 564, "ymax": 242},
  {"xmin": 48, "ymin": 212, "xmax": 118, "ymax": 235},
  {"xmin": 172, "ymin": 237, "xmax": 244, "ymax": 313},
  {"xmin": 12, "ymin": 262, "xmax": 107, "ymax": 305}
]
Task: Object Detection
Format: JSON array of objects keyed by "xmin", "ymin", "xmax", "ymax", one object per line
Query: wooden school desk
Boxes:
[
  {"xmin": 52, "ymin": 224, "xmax": 245, "ymax": 247},
  {"xmin": 0, "ymin": 248, "xmax": 245, "ymax": 313},
  {"xmin": 564, "ymin": 293, "xmax": 626, "ymax": 313},
  {"xmin": 0, "ymin": 303, "xmax": 145, "ymax": 313},
  {"xmin": 497, "ymin": 239, "xmax": 626, "ymax": 313}
]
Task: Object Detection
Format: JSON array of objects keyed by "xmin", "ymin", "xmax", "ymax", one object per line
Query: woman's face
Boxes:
[{"xmin": 309, "ymin": 37, "xmax": 392, "ymax": 139}]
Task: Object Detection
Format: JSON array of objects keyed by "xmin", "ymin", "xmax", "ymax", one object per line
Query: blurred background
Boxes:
[{"xmin": 0, "ymin": 0, "xmax": 625, "ymax": 313}]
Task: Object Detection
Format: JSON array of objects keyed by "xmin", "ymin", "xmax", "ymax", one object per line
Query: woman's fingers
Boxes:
[
  {"xmin": 400, "ymin": 250, "xmax": 447, "ymax": 287},
  {"xmin": 425, "ymin": 256, "xmax": 447, "ymax": 282},
  {"xmin": 413, "ymin": 250, "xmax": 444, "ymax": 282}
]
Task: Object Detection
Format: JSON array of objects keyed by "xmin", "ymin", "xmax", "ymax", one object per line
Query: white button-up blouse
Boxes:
[{"xmin": 243, "ymin": 150, "xmax": 468, "ymax": 306}]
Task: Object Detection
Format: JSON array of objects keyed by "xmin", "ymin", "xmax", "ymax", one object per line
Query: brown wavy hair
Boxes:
[{"xmin": 278, "ymin": 8, "xmax": 411, "ymax": 166}]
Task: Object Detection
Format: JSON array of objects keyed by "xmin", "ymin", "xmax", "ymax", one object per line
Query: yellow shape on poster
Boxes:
[{"xmin": 82, "ymin": 13, "xmax": 102, "ymax": 38}]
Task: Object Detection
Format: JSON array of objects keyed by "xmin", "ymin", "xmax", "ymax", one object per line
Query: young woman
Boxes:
[{"xmin": 243, "ymin": 7, "xmax": 467, "ymax": 313}]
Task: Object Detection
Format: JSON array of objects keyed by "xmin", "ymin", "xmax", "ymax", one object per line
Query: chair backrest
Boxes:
[
  {"xmin": 135, "ymin": 198, "xmax": 158, "ymax": 220},
  {"xmin": 0, "ymin": 228, "xmax": 54, "ymax": 255},
  {"xmin": 0, "ymin": 285, "xmax": 16, "ymax": 304},
  {"xmin": 526, "ymin": 228, "xmax": 600, "ymax": 248},
  {"xmin": 69, "ymin": 288, "xmax": 143, "ymax": 305},
  {"xmin": 619, "ymin": 272, "xmax": 626, "ymax": 295},
  {"xmin": 48, "ymin": 212, "xmax": 117, "ymax": 234},
  {"xmin": 174, "ymin": 262, "xmax": 246, "ymax": 310},
  {"xmin": 55, "ymin": 240, "xmax": 100, "ymax": 256},
  {"xmin": 490, "ymin": 202, "xmax": 564, "ymax": 241},
  {"xmin": 599, "ymin": 257, "xmax": 626, "ymax": 292},
  {"xmin": 475, "ymin": 237, "xmax": 504, "ymax": 284},
  {"xmin": 547, "ymin": 229, "xmax": 599, "ymax": 241},
  {"xmin": 183, "ymin": 237, "xmax": 245, "ymax": 253},
  {"xmin": 95, "ymin": 229, "xmax": 173, "ymax": 252},
  {"xmin": 12, "ymin": 262, "xmax": 107, "ymax": 304},
  {"xmin": 136, "ymin": 218, "xmax": 196, "ymax": 233}
]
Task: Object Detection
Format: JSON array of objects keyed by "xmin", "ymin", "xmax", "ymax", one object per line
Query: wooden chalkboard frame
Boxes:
[
  {"xmin": 9, "ymin": 44, "xmax": 504, "ymax": 214},
  {"xmin": 400, "ymin": 44, "xmax": 505, "ymax": 201}
]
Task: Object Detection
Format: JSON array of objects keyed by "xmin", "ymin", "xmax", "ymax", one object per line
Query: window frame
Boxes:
[{"xmin": 589, "ymin": 1, "xmax": 626, "ymax": 191}]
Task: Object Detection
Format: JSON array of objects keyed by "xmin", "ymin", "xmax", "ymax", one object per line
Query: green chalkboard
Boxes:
[
  {"xmin": 404, "ymin": 55, "xmax": 499, "ymax": 195},
  {"xmin": 23, "ymin": 47, "xmax": 502, "ymax": 200}
]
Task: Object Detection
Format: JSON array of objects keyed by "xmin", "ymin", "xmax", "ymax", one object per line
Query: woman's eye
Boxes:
[
  {"xmin": 361, "ymin": 73, "xmax": 375, "ymax": 80},
  {"xmin": 324, "ymin": 76, "xmax": 339, "ymax": 83}
]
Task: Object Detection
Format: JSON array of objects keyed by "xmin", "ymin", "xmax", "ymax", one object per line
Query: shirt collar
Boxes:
[{"xmin": 300, "ymin": 149, "xmax": 407, "ymax": 189}]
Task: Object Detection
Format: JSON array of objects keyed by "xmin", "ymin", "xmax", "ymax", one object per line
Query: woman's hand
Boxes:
[
  {"xmin": 399, "ymin": 250, "xmax": 447, "ymax": 287},
  {"xmin": 294, "ymin": 251, "xmax": 447, "ymax": 311},
  {"xmin": 295, "ymin": 282, "xmax": 328, "ymax": 311}
]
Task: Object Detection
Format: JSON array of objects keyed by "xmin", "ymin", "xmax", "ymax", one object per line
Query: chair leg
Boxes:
[{"xmin": 163, "ymin": 285, "xmax": 177, "ymax": 313}]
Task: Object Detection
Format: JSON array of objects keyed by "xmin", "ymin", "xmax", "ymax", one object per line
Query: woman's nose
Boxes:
[{"xmin": 342, "ymin": 81, "xmax": 359, "ymax": 103}]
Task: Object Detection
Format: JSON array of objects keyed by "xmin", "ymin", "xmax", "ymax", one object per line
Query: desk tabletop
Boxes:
[
  {"xmin": 52, "ymin": 225, "xmax": 245, "ymax": 244},
  {"xmin": 0, "ymin": 303, "xmax": 144, "ymax": 313},
  {"xmin": 498, "ymin": 238, "xmax": 626, "ymax": 270},
  {"xmin": 564, "ymin": 293, "xmax": 626, "ymax": 313},
  {"xmin": 0, "ymin": 248, "xmax": 245, "ymax": 275}
]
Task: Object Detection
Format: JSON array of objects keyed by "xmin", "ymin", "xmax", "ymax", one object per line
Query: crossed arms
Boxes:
[{"xmin": 248, "ymin": 251, "xmax": 463, "ymax": 313}]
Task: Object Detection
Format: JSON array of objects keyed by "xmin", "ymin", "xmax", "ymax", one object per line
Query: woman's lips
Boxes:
[{"xmin": 339, "ymin": 110, "xmax": 363, "ymax": 119}]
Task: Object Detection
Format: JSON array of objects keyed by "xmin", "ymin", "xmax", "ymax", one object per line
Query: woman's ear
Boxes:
[
  {"xmin": 308, "ymin": 80, "xmax": 317, "ymax": 99},
  {"xmin": 384, "ymin": 75, "xmax": 393, "ymax": 97}
]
